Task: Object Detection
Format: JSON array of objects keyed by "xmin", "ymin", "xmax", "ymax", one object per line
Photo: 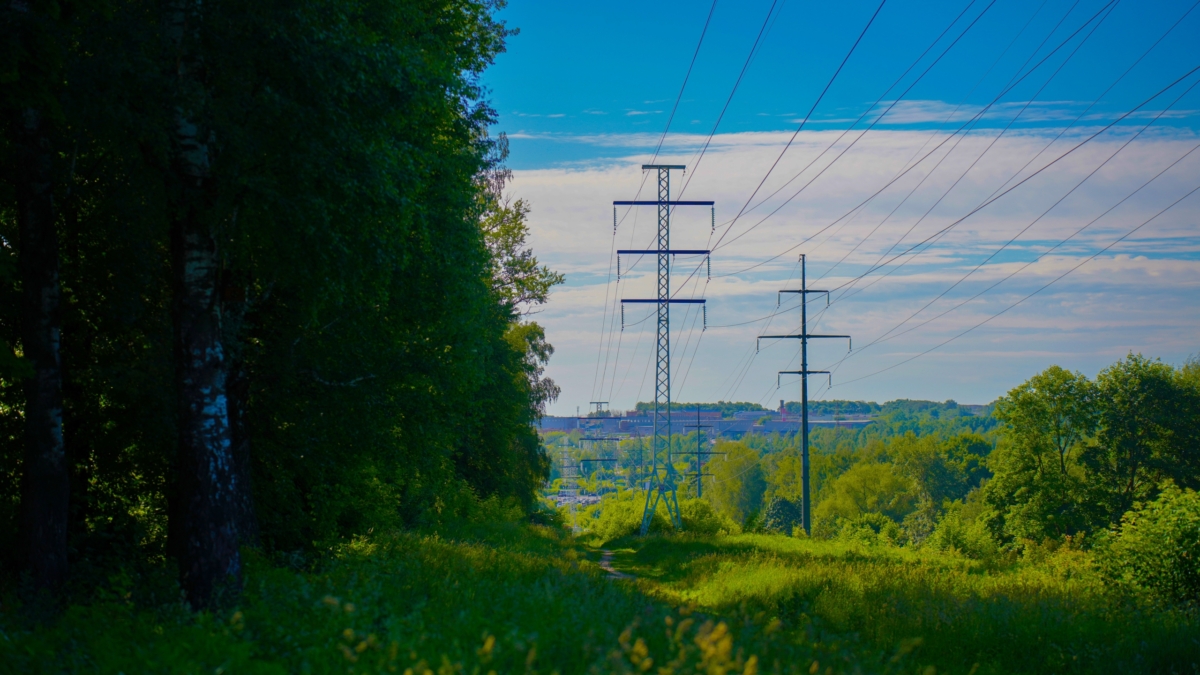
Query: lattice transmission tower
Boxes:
[{"xmin": 615, "ymin": 165, "xmax": 714, "ymax": 535}]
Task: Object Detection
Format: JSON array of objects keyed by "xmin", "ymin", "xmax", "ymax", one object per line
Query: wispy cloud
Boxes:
[
  {"xmin": 868, "ymin": 99, "xmax": 1200, "ymax": 126},
  {"xmin": 625, "ymin": 109, "xmax": 663, "ymax": 116},
  {"xmin": 505, "ymin": 124, "xmax": 1200, "ymax": 414},
  {"xmin": 510, "ymin": 111, "xmax": 567, "ymax": 119}
]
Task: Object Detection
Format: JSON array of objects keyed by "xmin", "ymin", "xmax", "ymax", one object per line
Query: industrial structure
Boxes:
[
  {"xmin": 756, "ymin": 254, "xmax": 851, "ymax": 535},
  {"xmin": 615, "ymin": 165, "xmax": 714, "ymax": 535}
]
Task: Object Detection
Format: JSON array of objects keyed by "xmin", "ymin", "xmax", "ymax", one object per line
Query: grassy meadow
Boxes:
[
  {"xmin": 605, "ymin": 533, "xmax": 1199, "ymax": 674},
  {"xmin": 3, "ymin": 515, "xmax": 1196, "ymax": 674}
]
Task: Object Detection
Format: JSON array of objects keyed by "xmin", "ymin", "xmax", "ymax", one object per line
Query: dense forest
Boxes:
[{"xmin": 1, "ymin": 0, "xmax": 561, "ymax": 608}]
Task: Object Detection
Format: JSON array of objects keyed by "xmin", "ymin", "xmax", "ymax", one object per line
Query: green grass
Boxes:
[
  {"xmin": 1, "ymin": 524, "xmax": 1195, "ymax": 673},
  {"xmin": 606, "ymin": 533, "xmax": 1200, "ymax": 675},
  {"xmin": 0, "ymin": 523, "xmax": 862, "ymax": 674}
]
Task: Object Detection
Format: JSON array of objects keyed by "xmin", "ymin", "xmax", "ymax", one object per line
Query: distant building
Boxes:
[{"xmin": 537, "ymin": 414, "xmax": 872, "ymax": 438}]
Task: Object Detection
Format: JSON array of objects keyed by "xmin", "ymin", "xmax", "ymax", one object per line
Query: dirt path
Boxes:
[{"xmin": 599, "ymin": 549, "xmax": 632, "ymax": 579}]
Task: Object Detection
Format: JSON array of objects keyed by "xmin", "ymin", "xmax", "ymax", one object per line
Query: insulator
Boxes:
[
  {"xmin": 620, "ymin": 304, "xmax": 625, "ymax": 331},
  {"xmin": 706, "ymin": 255, "xmax": 711, "ymax": 280},
  {"xmin": 613, "ymin": 207, "xmax": 617, "ymax": 234},
  {"xmin": 703, "ymin": 304, "xmax": 707, "ymax": 331},
  {"xmin": 617, "ymin": 256, "xmax": 620, "ymax": 281},
  {"xmin": 711, "ymin": 207, "xmax": 715, "ymax": 234}
]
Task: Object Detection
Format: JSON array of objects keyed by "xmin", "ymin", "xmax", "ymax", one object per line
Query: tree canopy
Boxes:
[{"xmin": 1, "ymin": 0, "xmax": 559, "ymax": 606}]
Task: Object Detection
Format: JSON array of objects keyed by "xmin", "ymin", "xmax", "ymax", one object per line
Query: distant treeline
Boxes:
[
  {"xmin": 692, "ymin": 355, "xmax": 1199, "ymax": 564},
  {"xmin": 632, "ymin": 401, "xmax": 769, "ymax": 416},
  {"xmin": 630, "ymin": 399, "xmax": 991, "ymax": 419}
]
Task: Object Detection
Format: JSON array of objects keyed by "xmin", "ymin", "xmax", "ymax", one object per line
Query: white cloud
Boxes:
[{"xmin": 507, "ymin": 124, "xmax": 1200, "ymax": 415}]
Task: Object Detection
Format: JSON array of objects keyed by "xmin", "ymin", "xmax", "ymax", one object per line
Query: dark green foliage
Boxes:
[
  {"xmin": 985, "ymin": 354, "xmax": 1199, "ymax": 545},
  {"xmin": 0, "ymin": 0, "xmax": 560, "ymax": 581},
  {"xmin": 1099, "ymin": 482, "xmax": 1200, "ymax": 607},
  {"xmin": 1084, "ymin": 355, "xmax": 1200, "ymax": 521},
  {"xmin": 634, "ymin": 400, "xmax": 767, "ymax": 417},
  {"xmin": 761, "ymin": 496, "xmax": 801, "ymax": 535},
  {"xmin": 784, "ymin": 399, "xmax": 881, "ymax": 416}
]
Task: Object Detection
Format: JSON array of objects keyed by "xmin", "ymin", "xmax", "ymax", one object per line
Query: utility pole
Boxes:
[
  {"xmin": 682, "ymin": 406, "xmax": 723, "ymax": 498},
  {"xmin": 558, "ymin": 444, "xmax": 581, "ymax": 532},
  {"xmin": 581, "ymin": 435, "xmax": 623, "ymax": 488},
  {"xmin": 630, "ymin": 428, "xmax": 645, "ymax": 488},
  {"xmin": 757, "ymin": 255, "xmax": 850, "ymax": 535},
  {"xmin": 615, "ymin": 164, "xmax": 714, "ymax": 534},
  {"xmin": 558, "ymin": 445, "xmax": 579, "ymax": 502},
  {"xmin": 580, "ymin": 457, "xmax": 620, "ymax": 494}
]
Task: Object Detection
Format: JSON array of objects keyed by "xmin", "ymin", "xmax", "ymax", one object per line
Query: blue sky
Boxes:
[{"xmin": 482, "ymin": 0, "xmax": 1200, "ymax": 415}]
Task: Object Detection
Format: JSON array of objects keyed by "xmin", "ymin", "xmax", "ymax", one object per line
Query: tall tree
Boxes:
[
  {"xmin": 985, "ymin": 366, "xmax": 1096, "ymax": 540},
  {"xmin": 1084, "ymin": 354, "xmax": 1188, "ymax": 524},
  {"xmin": 707, "ymin": 441, "xmax": 766, "ymax": 524},
  {"xmin": 3, "ymin": 0, "xmax": 69, "ymax": 591},
  {"xmin": 164, "ymin": 0, "xmax": 241, "ymax": 608}
]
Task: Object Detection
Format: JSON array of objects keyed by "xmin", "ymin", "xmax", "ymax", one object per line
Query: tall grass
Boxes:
[
  {"xmin": 0, "ymin": 523, "xmax": 875, "ymax": 674},
  {"xmin": 615, "ymin": 534, "xmax": 1200, "ymax": 674},
  {"xmin": 2, "ymin": 524, "xmax": 1194, "ymax": 673}
]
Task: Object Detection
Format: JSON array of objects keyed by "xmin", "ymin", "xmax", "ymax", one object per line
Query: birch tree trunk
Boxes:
[
  {"xmin": 167, "ymin": 0, "xmax": 241, "ymax": 609},
  {"xmin": 15, "ymin": 102, "xmax": 69, "ymax": 592},
  {"xmin": 223, "ymin": 279, "xmax": 260, "ymax": 547}
]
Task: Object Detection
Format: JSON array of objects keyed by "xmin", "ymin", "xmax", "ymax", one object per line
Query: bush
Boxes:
[
  {"xmin": 836, "ymin": 512, "xmax": 908, "ymax": 547},
  {"xmin": 927, "ymin": 501, "xmax": 999, "ymax": 560},
  {"xmin": 586, "ymin": 491, "xmax": 672, "ymax": 543},
  {"xmin": 1099, "ymin": 482, "xmax": 1200, "ymax": 606},
  {"xmin": 680, "ymin": 499, "xmax": 739, "ymax": 536},
  {"xmin": 761, "ymin": 496, "xmax": 802, "ymax": 535}
]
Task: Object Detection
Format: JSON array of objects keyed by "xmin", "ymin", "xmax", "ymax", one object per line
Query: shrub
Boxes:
[
  {"xmin": 1099, "ymin": 482, "xmax": 1200, "ymax": 606},
  {"xmin": 761, "ymin": 496, "xmax": 802, "ymax": 535},
  {"xmin": 927, "ymin": 501, "xmax": 999, "ymax": 560},
  {"xmin": 836, "ymin": 512, "xmax": 908, "ymax": 546},
  {"xmin": 587, "ymin": 491, "xmax": 672, "ymax": 543},
  {"xmin": 680, "ymin": 498, "xmax": 739, "ymax": 536},
  {"xmin": 815, "ymin": 462, "xmax": 916, "ymax": 525}
]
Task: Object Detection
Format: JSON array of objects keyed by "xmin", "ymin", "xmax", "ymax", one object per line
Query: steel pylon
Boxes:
[{"xmin": 613, "ymin": 165, "xmax": 715, "ymax": 535}]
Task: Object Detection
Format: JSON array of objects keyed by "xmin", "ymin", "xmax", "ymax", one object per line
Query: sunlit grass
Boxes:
[
  {"xmin": 2, "ymin": 526, "xmax": 1194, "ymax": 673},
  {"xmin": 611, "ymin": 533, "xmax": 1199, "ymax": 674}
]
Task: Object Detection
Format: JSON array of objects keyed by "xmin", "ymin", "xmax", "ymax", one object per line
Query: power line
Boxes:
[
  {"xmin": 592, "ymin": 0, "xmax": 722, "ymax": 404},
  {"xmin": 823, "ymin": 139, "xmax": 1200, "ymax": 374},
  {"xmin": 820, "ymin": 62, "xmax": 1200, "ymax": 298},
  {"xmin": 713, "ymin": 0, "xmax": 889, "ymax": 245},
  {"xmin": 707, "ymin": 0, "xmax": 988, "ymax": 240},
  {"xmin": 826, "ymin": 0, "xmax": 1197, "ymax": 302},
  {"xmin": 676, "ymin": 0, "xmax": 784, "ymax": 197},
  {"xmin": 831, "ymin": 180, "xmax": 1200, "ymax": 388},
  {"xmin": 712, "ymin": 0, "xmax": 1121, "ymax": 274},
  {"xmin": 651, "ymin": 0, "xmax": 721, "ymax": 164},
  {"xmin": 811, "ymin": 0, "xmax": 1098, "ymax": 282},
  {"xmin": 850, "ymin": 78, "xmax": 1199, "ymax": 352}
]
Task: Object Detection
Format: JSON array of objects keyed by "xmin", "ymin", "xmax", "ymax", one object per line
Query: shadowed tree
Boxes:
[
  {"xmin": 984, "ymin": 365, "xmax": 1096, "ymax": 540},
  {"xmin": 1084, "ymin": 354, "xmax": 1193, "ymax": 526},
  {"xmin": 2, "ymin": 0, "xmax": 70, "ymax": 592},
  {"xmin": 163, "ymin": 0, "xmax": 241, "ymax": 608}
]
